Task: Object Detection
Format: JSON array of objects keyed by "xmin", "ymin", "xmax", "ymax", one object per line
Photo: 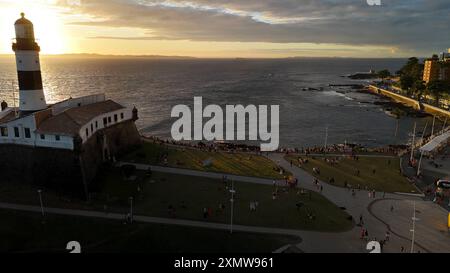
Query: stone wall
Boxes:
[{"xmin": 0, "ymin": 120, "xmax": 141, "ymax": 198}]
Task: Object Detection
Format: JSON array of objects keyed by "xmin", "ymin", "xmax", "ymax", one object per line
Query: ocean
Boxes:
[{"xmin": 0, "ymin": 56, "xmax": 434, "ymax": 149}]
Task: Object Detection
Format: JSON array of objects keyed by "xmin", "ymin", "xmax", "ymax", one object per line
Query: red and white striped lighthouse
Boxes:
[{"xmin": 12, "ymin": 13, "xmax": 47, "ymax": 112}]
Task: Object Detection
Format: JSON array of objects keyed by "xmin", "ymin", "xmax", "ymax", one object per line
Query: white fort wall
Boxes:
[
  {"xmin": 0, "ymin": 105, "xmax": 134, "ymax": 150},
  {"xmin": 0, "ymin": 112, "xmax": 74, "ymax": 149},
  {"xmin": 78, "ymin": 107, "xmax": 134, "ymax": 144}
]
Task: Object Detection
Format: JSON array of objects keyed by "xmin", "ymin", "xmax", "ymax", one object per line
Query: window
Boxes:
[
  {"xmin": 40, "ymin": 134, "xmax": 45, "ymax": 140},
  {"xmin": 120, "ymin": 113, "xmax": 124, "ymax": 119},
  {"xmin": 14, "ymin": 127, "xmax": 19, "ymax": 138},
  {"xmin": 85, "ymin": 128, "xmax": 89, "ymax": 137},
  {"xmin": 103, "ymin": 117, "xmax": 107, "ymax": 126},
  {"xmin": 24, "ymin": 128, "xmax": 31, "ymax": 139},
  {"xmin": 91, "ymin": 124, "xmax": 94, "ymax": 132},
  {"xmin": 95, "ymin": 121, "xmax": 98, "ymax": 129},
  {"xmin": 114, "ymin": 114, "xmax": 118, "ymax": 122},
  {"xmin": 0, "ymin": 127, "xmax": 7, "ymax": 137},
  {"xmin": 55, "ymin": 135, "xmax": 61, "ymax": 141},
  {"xmin": 108, "ymin": 116, "xmax": 112, "ymax": 123}
]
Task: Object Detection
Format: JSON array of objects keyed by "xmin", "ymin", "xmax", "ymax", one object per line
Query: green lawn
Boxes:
[
  {"xmin": 285, "ymin": 155, "xmax": 417, "ymax": 193},
  {"xmin": 0, "ymin": 166, "xmax": 353, "ymax": 234},
  {"xmin": 95, "ymin": 168, "xmax": 353, "ymax": 232},
  {"xmin": 0, "ymin": 209, "xmax": 299, "ymax": 253},
  {"xmin": 121, "ymin": 141, "xmax": 289, "ymax": 179}
]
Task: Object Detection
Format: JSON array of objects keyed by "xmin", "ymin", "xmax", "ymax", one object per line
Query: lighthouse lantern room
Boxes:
[{"xmin": 12, "ymin": 13, "xmax": 47, "ymax": 112}]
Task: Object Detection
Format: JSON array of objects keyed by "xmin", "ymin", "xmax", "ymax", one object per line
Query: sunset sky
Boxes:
[{"xmin": 0, "ymin": 0, "xmax": 449, "ymax": 58}]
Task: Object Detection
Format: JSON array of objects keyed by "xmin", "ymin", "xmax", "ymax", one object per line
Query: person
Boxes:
[
  {"xmin": 390, "ymin": 205, "xmax": 394, "ymax": 213},
  {"xmin": 360, "ymin": 228, "xmax": 365, "ymax": 240},
  {"xmin": 379, "ymin": 240, "xmax": 385, "ymax": 251},
  {"xmin": 400, "ymin": 246, "xmax": 405, "ymax": 253},
  {"xmin": 203, "ymin": 207, "xmax": 208, "ymax": 219},
  {"xmin": 385, "ymin": 231, "xmax": 390, "ymax": 242},
  {"xmin": 208, "ymin": 207, "xmax": 213, "ymax": 217}
]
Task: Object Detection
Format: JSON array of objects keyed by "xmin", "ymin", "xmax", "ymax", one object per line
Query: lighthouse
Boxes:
[{"xmin": 12, "ymin": 13, "xmax": 47, "ymax": 112}]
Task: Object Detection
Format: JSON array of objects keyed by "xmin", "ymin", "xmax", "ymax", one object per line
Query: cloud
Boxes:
[{"xmin": 59, "ymin": 0, "xmax": 450, "ymax": 54}]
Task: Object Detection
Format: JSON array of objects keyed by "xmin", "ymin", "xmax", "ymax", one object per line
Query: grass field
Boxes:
[
  {"xmin": 285, "ymin": 154, "xmax": 417, "ymax": 193},
  {"xmin": 95, "ymin": 168, "xmax": 353, "ymax": 232},
  {"xmin": 121, "ymin": 141, "xmax": 288, "ymax": 179},
  {"xmin": 0, "ymin": 167, "xmax": 352, "ymax": 232},
  {"xmin": 0, "ymin": 209, "xmax": 299, "ymax": 253}
]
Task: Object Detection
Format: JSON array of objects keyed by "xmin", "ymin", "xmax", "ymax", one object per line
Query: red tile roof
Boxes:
[{"xmin": 36, "ymin": 100, "xmax": 125, "ymax": 136}]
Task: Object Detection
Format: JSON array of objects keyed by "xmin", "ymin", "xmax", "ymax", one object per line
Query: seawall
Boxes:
[{"xmin": 368, "ymin": 85, "xmax": 450, "ymax": 119}]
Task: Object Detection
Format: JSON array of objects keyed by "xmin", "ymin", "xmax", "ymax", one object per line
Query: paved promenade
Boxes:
[
  {"xmin": 2, "ymin": 154, "xmax": 449, "ymax": 253},
  {"xmin": 269, "ymin": 153, "xmax": 450, "ymax": 253},
  {"xmin": 119, "ymin": 157, "xmax": 450, "ymax": 253}
]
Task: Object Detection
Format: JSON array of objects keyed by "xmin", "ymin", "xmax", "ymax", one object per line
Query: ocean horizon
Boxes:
[{"xmin": 0, "ymin": 56, "xmax": 433, "ymax": 149}]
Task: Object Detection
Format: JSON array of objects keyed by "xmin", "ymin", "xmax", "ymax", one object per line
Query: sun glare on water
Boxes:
[{"xmin": 0, "ymin": 0, "xmax": 67, "ymax": 54}]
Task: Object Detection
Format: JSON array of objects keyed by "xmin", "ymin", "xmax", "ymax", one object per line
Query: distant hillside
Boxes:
[{"xmin": 0, "ymin": 53, "xmax": 197, "ymax": 60}]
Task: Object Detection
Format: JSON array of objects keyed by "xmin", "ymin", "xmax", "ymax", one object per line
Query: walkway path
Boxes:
[
  {"xmin": 119, "ymin": 156, "xmax": 450, "ymax": 253},
  {"xmin": 0, "ymin": 202, "xmax": 303, "ymax": 237},
  {"xmin": 3, "ymin": 156, "xmax": 448, "ymax": 253},
  {"xmin": 119, "ymin": 159, "xmax": 428, "ymax": 253},
  {"xmin": 269, "ymin": 153, "xmax": 450, "ymax": 253},
  {"xmin": 117, "ymin": 162, "xmax": 278, "ymax": 186},
  {"xmin": 302, "ymin": 154, "xmax": 397, "ymax": 158}
]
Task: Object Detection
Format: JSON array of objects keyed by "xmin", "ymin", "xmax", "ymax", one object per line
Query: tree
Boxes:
[
  {"xmin": 400, "ymin": 75, "xmax": 414, "ymax": 96},
  {"xmin": 412, "ymin": 80, "xmax": 426, "ymax": 101},
  {"xmin": 398, "ymin": 57, "xmax": 424, "ymax": 95},
  {"xmin": 427, "ymin": 80, "xmax": 448, "ymax": 106},
  {"xmin": 378, "ymin": 69, "xmax": 391, "ymax": 82}
]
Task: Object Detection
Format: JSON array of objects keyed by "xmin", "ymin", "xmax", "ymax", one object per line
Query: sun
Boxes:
[{"xmin": 0, "ymin": 0, "xmax": 67, "ymax": 54}]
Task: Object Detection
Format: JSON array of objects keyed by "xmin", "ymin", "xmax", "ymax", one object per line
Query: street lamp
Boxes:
[
  {"xmin": 410, "ymin": 122, "xmax": 417, "ymax": 163},
  {"xmin": 229, "ymin": 180, "xmax": 236, "ymax": 234},
  {"xmin": 410, "ymin": 201, "xmax": 420, "ymax": 253},
  {"xmin": 129, "ymin": 197, "xmax": 134, "ymax": 224},
  {"xmin": 37, "ymin": 189, "xmax": 45, "ymax": 217}
]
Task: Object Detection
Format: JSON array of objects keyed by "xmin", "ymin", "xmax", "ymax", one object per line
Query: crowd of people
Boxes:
[{"xmin": 142, "ymin": 134, "xmax": 410, "ymax": 157}]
